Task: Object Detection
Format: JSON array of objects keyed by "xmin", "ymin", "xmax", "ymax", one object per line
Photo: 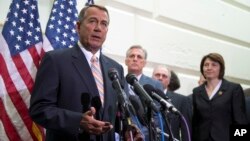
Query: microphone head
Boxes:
[
  {"xmin": 91, "ymin": 96, "xmax": 102, "ymax": 111},
  {"xmin": 154, "ymin": 88, "xmax": 169, "ymax": 101},
  {"xmin": 81, "ymin": 93, "xmax": 90, "ymax": 105},
  {"xmin": 143, "ymin": 84, "xmax": 156, "ymax": 95},
  {"xmin": 81, "ymin": 93, "xmax": 102, "ymax": 114},
  {"xmin": 126, "ymin": 73, "xmax": 137, "ymax": 85},
  {"xmin": 81, "ymin": 93, "xmax": 91, "ymax": 112},
  {"xmin": 108, "ymin": 68, "xmax": 119, "ymax": 81},
  {"xmin": 143, "ymin": 84, "xmax": 169, "ymax": 101}
]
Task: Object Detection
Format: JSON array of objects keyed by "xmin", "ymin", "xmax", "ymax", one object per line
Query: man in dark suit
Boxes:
[
  {"xmin": 29, "ymin": 5, "xmax": 142, "ymax": 141},
  {"xmin": 124, "ymin": 45, "xmax": 164, "ymax": 141},
  {"xmin": 152, "ymin": 65, "xmax": 192, "ymax": 141}
]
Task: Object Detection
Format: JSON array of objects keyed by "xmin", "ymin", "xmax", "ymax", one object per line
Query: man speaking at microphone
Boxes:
[
  {"xmin": 124, "ymin": 45, "xmax": 164, "ymax": 141},
  {"xmin": 29, "ymin": 4, "xmax": 142, "ymax": 141}
]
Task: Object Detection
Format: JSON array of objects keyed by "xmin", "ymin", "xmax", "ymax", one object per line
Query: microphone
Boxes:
[
  {"xmin": 143, "ymin": 84, "xmax": 180, "ymax": 114},
  {"xmin": 126, "ymin": 73, "xmax": 158, "ymax": 112},
  {"xmin": 81, "ymin": 93, "xmax": 102, "ymax": 113},
  {"xmin": 108, "ymin": 68, "xmax": 136, "ymax": 116},
  {"xmin": 81, "ymin": 93, "xmax": 91, "ymax": 113},
  {"xmin": 109, "ymin": 68, "xmax": 137, "ymax": 140},
  {"xmin": 129, "ymin": 95, "xmax": 148, "ymax": 126},
  {"xmin": 91, "ymin": 96, "xmax": 102, "ymax": 112}
]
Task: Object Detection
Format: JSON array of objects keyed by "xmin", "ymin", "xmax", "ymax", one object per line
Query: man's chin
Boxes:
[{"xmin": 89, "ymin": 44, "xmax": 102, "ymax": 49}]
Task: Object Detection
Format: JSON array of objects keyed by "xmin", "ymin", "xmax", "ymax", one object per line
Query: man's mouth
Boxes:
[{"xmin": 91, "ymin": 35, "xmax": 101, "ymax": 40}]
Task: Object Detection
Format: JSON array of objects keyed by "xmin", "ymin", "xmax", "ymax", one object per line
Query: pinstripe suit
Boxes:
[{"xmin": 29, "ymin": 45, "xmax": 124, "ymax": 141}]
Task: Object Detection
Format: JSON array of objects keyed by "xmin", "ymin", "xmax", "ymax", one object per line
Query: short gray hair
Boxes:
[{"xmin": 126, "ymin": 45, "xmax": 147, "ymax": 60}]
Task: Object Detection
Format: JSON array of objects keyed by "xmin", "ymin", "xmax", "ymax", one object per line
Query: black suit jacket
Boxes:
[
  {"xmin": 245, "ymin": 96, "xmax": 250, "ymax": 124},
  {"xmin": 166, "ymin": 91, "xmax": 192, "ymax": 141},
  {"xmin": 192, "ymin": 79, "xmax": 247, "ymax": 141},
  {"xmin": 29, "ymin": 45, "xmax": 124, "ymax": 141}
]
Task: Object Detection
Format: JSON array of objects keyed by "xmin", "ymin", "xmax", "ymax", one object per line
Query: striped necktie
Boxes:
[{"xmin": 91, "ymin": 55, "xmax": 104, "ymax": 106}]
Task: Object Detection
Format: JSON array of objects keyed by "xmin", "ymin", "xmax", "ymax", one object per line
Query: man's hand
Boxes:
[{"xmin": 80, "ymin": 107, "xmax": 113, "ymax": 135}]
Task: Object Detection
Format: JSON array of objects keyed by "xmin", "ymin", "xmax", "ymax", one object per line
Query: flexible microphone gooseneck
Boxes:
[
  {"xmin": 108, "ymin": 68, "xmax": 137, "ymax": 141},
  {"xmin": 143, "ymin": 84, "xmax": 180, "ymax": 114},
  {"xmin": 126, "ymin": 73, "xmax": 158, "ymax": 113},
  {"xmin": 108, "ymin": 68, "xmax": 136, "ymax": 116}
]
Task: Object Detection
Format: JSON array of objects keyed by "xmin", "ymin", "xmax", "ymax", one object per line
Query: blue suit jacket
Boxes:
[
  {"xmin": 29, "ymin": 45, "xmax": 124, "ymax": 141},
  {"xmin": 192, "ymin": 79, "xmax": 247, "ymax": 141}
]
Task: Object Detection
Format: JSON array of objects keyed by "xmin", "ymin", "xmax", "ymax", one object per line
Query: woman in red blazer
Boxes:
[{"xmin": 192, "ymin": 53, "xmax": 247, "ymax": 141}]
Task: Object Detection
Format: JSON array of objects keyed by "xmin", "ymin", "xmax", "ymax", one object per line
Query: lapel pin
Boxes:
[{"xmin": 218, "ymin": 91, "xmax": 223, "ymax": 96}]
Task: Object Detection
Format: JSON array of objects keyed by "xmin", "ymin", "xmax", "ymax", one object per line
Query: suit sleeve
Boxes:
[
  {"xmin": 29, "ymin": 53, "xmax": 82, "ymax": 136},
  {"xmin": 232, "ymin": 84, "xmax": 248, "ymax": 124}
]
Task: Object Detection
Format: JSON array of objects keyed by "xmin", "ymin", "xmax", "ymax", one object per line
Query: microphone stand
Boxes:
[
  {"xmin": 117, "ymin": 104, "xmax": 124, "ymax": 141},
  {"xmin": 145, "ymin": 104, "xmax": 158, "ymax": 141},
  {"xmin": 118, "ymin": 101, "xmax": 134, "ymax": 141},
  {"xmin": 156, "ymin": 128, "xmax": 179, "ymax": 141},
  {"xmin": 159, "ymin": 106, "xmax": 175, "ymax": 141}
]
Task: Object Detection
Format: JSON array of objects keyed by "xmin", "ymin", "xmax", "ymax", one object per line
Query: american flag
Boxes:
[
  {"xmin": 0, "ymin": 0, "xmax": 45, "ymax": 141},
  {"xmin": 43, "ymin": 0, "xmax": 79, "ymax": 52}
]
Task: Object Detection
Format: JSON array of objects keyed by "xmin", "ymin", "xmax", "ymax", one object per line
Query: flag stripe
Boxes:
[
  {"xmin": 0, "ymin": 99, "xmax": 21, "ymax": 141},
  {"xmin": 0, "ymin": 100, "xmax": 21, "ymax": 141},
  {"xmin": 20, "ymin": 46, "xmax": 40, "ymax": 83},
  {"xmin": 2, "ymin": 90, "xmax": 33, "ymax": 141},
  {"xmin": 28, "ymin": 45, "xmax": 41, "ymax": 69},
  {"xmin": 12, "ymin": 54, "xmax": 34, "ymax": 93},
  {"xmin": 0, "ymin": 55, "xmax": 22, "ymax": 141},
  {"xmin": 0, "ymin": 54, "xmax": 39, "ymax": 140},
  {"xmin": 0, "ymin": 120, "xmax": 10, "ymax": 141}
]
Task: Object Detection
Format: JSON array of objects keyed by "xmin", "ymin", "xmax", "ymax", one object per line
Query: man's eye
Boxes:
[{"xmin": 102, "ymin": 22, "xmax": 108, "ymax": 27}]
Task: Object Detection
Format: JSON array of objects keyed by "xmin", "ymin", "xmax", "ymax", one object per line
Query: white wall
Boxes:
[{"xmin": 1, "ymin": 0, "xmax": 250, "ymax": 95}]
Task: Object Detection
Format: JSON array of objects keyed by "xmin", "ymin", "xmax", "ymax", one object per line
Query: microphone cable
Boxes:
[{"xmin": 179, "ymin": 112, "xmax": 191, "ymax": 141}]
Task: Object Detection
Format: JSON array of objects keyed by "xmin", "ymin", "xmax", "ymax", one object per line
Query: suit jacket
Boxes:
[
  {"xmin": 245, "ymin": 96, "xmax": 250, "ymax": 124},
  {"xmin": 29, "ymin": 45, "xmax": 124, "ymax": 141},
  {"xmin": 192, "ymin": 79, "xmax": 247, "ymax": 141},
  {"xmin": 166, "ymin": 91, "xmax": 192, "ymax": 141},
  {"xmin": 139, "ymin": 74, "xmax": 164, "ymax": 91}
]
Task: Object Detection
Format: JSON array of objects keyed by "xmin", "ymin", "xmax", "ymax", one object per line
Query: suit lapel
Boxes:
[
  {"xmin": 211, "ymin": 79, "xmax": 227, "ymax": 100},
  {"xmin": 198, "ymin": 84, "xmax": 210, "ymax": 101},
  {"xmin": 71, "ymin": 46, "xmax": 100, "ymax": 100},
  {"xmin": 99, "ymin": 54, "xmax": 114, "ymax": 119}
]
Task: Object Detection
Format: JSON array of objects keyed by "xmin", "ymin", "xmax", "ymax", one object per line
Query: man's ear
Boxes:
[
  {"xmin": 142, "ymin": 60, "xmax": 147, "ymax": 67},
  {"xmin": 125, "ymin": 58, "xmax": 128, "ymax": 66},
  {"xmin": 76, "ymin": 21, "xmax": 81, "ymax": 33}
]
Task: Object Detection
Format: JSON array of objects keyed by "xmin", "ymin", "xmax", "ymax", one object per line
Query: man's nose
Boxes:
[{"xmin": 94, "ymin": 23, "xmax": 102, "ymax": 31}]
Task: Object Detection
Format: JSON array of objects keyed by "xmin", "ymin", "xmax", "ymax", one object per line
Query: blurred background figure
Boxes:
[
  {"xmin": 124, "ymin": 45, "xmax": 163, "ymax": 141},
  {"xmin": 152, "ymin": 65, "xmax": 192, "ymax": 141},
  {"xmin": 168, "ymin": 70, "xmax": 181, "ymax": 92},
  {"xmin": 192, "ymin": 53, "xmax": 247, "ymax": 141},
  {"xmin": 198, "ymin": 74, "xmax": 206, "ymax": 86}
]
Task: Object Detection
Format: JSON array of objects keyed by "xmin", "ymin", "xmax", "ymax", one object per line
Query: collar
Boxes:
[{"xmin": 78, "ymin": 41, "xmax": 101, "ymax": 66}]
